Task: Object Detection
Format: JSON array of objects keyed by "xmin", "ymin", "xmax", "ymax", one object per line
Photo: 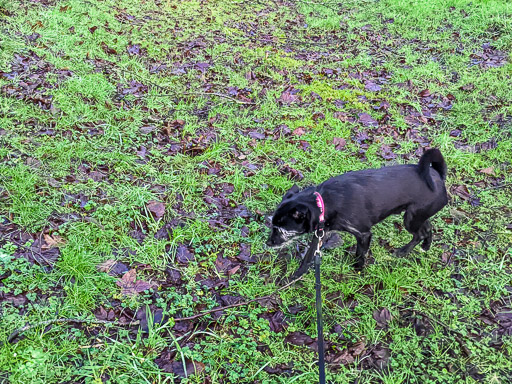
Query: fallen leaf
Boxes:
[
  {"xmin": 373, "ymin": 307, "xmax": 392, "ymax": 328},
  {"xmin": 479, "ymin": 167, "xmax": 494, "ymax": 175},
  {"xmin": 358, "ymin": 113, "xmax": 378, "ymax": 127},
  {"xmin": 278, "ymin": 90, "xmax": 299, "ymax": 105},
  {"xmin": 292, "ymin": 127, "xmax": 306, "ymax": 136},
  {"xmin": 450, "ymin": 185, "xmax": 471, "ymax": 201},
  {"xmin": 97, "ymin": 259, "xmax": 130, "ymax": 276},
  {"xmin": 227, "ymin": 265, "xmax": 240, "ymax": 276},
  {"xmin": 329, "ymin": 349, "xmax": 354, "ymax": 365},
  {"xmin": 127, "ymin": 44, "xmax": 141, "ymax": 56},
  {"xmin": 365, "ymin": 81, "xmax": 381, "ymax": 92},
  {"xmin": 97, "ymin": 259, "xmax": 116, "ymax": 273},
  {"xmin": 43, "ymin": 234, "xmax": 65, "ymax": 249},
  {"xmin": 249, "ymin": 131, "xmax": 266, "ymax": 140},
  {"xmin": 176, "ymin": 244, "xmax": 194, "ymax": 264},
  {"xmin": 418, "ymin": 89, "xmax": 431, "ymax": 98},
  {"xmin": 285, "ymin": 331, "xmax": 317, "ymax": 351},
  {"xmin": 460, "ymin": 83, "xmax": 475, "ymax": 91},
  {"xmin": 101, "ymin": 42, "xmax": 117, "ymax": 55},
  {"xmin": 170, "ymin": 360, "xmax": 205, "ymax": 377},
  {"xmin": 333, "ymin": 137, "xmax": 346, "ymax": 150},
  {"xmin": 350, "ymin": 340, "xmax": 366, "ymax": 356},
  {"xmin": 116, "ymin": 269, "xmax": 152, "ymax": 296},
  {"xmin": 147, "ymin": 200, "xmax": 166, "ymax": 220}
]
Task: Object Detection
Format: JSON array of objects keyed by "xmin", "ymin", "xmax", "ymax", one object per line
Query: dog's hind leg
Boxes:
[
  {"xmin": 354, "ymin": 232, "xmax": 372, "ymax": 270},
  {"xmin": 395, "ymin": 210, "xmax": 430, "ymax": 257},
  {"xmin": 420, "ymin": 220, "xmax": 432, "ymax": 251}
]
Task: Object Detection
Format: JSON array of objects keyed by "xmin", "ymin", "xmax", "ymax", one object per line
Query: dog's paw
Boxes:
[
  {"xmin": 322, "ymin": 232, "xmax": 343, "ymax": 250},
  {"xmin": 353, "ymin": 259, "xmax": 365, "ymax": 271},
  {"xmin": 394, "ymin": 247, "xmax": 410, "ymax": 258}
]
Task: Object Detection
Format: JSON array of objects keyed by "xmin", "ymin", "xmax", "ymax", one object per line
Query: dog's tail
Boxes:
[{"xmin": 418, "ymin": 148, "xmax": 447, "ymax": 191}]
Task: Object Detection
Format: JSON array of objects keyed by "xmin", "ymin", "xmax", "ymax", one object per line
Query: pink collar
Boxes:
[{"xmin": 314, "ymin": 191, "xmax": 325, "ymax": 224}]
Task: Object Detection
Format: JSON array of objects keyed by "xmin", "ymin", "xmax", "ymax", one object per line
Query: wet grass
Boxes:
[{"xmin": 1, "ymin": 0, "xmax": 511, "ymax": 383}]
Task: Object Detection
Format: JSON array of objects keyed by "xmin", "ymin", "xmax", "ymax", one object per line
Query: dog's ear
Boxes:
[
  {"xmin": 291, "ymin": 208, "xmax": 305, "ymax": 221},
  {"xmin": 291, "ymin": 204, "xmax": 310, "ymax": 222},
  {"xmin": 283, "ymin": 184, "xmax": 299, "ymax": 201}
]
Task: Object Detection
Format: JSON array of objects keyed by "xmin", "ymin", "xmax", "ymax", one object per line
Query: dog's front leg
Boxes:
[
  {"xmin": 354, "ymin": 232, "xmax": 372, "ymax": 270},
  {"xmin": 290, "ymin": 236, "xmax": 319, "ymax": 279}
]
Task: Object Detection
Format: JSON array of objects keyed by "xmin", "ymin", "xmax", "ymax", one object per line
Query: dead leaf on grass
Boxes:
[
  {"xmin": 146, "ymin": 200, "xmax": 166, "ymax": 220},
  {"xmin": 333, "ymin": 137, "xmax": 346, "ymax": 150},
  {"xmin": 42, "ymin": 234, "xmax": 65, "ymax": 249},
  {"xmin": 116, "ymin": 269, "xmax": 152, "ymax": 296},
  {"xmin": 479, "ymin": 167, "xmax": 495, "ymax": 176},
  {"xmin": 373, "ymin": 307, "xmax": 392, "ymax": 328}
]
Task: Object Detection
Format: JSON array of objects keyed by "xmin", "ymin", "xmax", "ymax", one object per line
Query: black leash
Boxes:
[
  {"xmin": 287, "ymin": 191, "xmax": 327, "ymax": 383},
  {"xmin": 313, "ymin": 191, "xmax": 326, "ymax": 384},
  {"xmin": 313, "ymin": 228, "xmax": 326, "ymax": 384}
]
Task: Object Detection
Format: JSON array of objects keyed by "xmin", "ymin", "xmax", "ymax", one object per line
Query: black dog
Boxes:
[{"xmin": 267, "ymin": 148, "xmax": 448, "ymax": 278}]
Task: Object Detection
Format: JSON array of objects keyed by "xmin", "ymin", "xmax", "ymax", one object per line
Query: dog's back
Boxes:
[
  {"xmin": 319, "ymin": 151, "xmax": 447, "ymax": 229},
  {"xmin": 267, "ymin": 148, "xmax": 449, "ymax": 272}
]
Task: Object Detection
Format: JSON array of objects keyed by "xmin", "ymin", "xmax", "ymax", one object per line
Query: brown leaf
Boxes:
[
  {"xmin": 176, "ymin": 244, "xmax": 194, "ymax": 264},
  {"xmin": 365, "ymin": 81, "xmax": 381, "ymax": 92},
  {"xmin": 97, "ymin": 259, "xmax": 117, "ymax": 273},
  {"xmin": 333, "ymin": 111, "xmax": 354, "ymax": 122},
  {"xmin": 97, "ymin": 259, "xmax": 129, "ymax": 276},
  {"xmin": 418, "ymin": 89, "xmax": 431, "ymax": 98},
  {"xmin": 373, "ymin": 307, "xmax": 392, "ymax": 328},
  {"xmin": 42, "ymin": 234, "xmax": 65, "ymax": 249},
  {"xmin": 227, "ymin": 265, "xmax": 240, "ymax": 276},
  {"xmin": 358, "ymin": 113, "xmax": 378, "ymax": 127},
  {"xmin": 278, "ymin": 90, "xmax": 299, "ymax": 105},
  {"xmin": 285, "ymin": 331, "xmax": 316, "ymax": 350},
  {"xmin": 312, "ymin": 111, "xmax": 325, "ymax": 121},
  {"xmin": 163, "ymin": 119, "xmax": 185, "ymax": 136},
  {"xmin": 450, "ymin": 185, "xmax": 471, "ymax": 201},
  {"xmin": 329, "ymin": 349, "xmax": 354, "ymax": 365},
  {"xmin": 127, "ymin": 44, "xmax": 141, "ymax": 56},
  {"xmin": 350, "ymin": 340, "xmax": 366, "ymax": 356},
  {"xmin": 116, "ymin": 269, "xmax": 152, "ymax": 296},
  {"xmin": 249, "ymin": 131, "xmax": 266, "ymax": 140},
  {"xmin": 299, "ymin": 140, "xmax": 311, "ymax": 152},
  {"xmin": 292, "ymin": 127, "xmax": 306, "ymax": 136},
  {"xmin": 333, "ymin": 137, "xmax": 346, "ymax": 150},
  {"xmin": 169, "ymin": 360, "xmax": 205, "ymax": 378},
  {"xmin": 460, "ymin": 83, "xmax": 475, "ymax": 91},
  {"xmin": 101, "ymin": 42, "xmax": 117, "ymax": 55},
  {"xmin": 479, "ymin": 167, "xmax": 494, "ymax": 175},
  {"xmin": 147, "ymin": 200, "xmax": 166, "ymax": 220}
]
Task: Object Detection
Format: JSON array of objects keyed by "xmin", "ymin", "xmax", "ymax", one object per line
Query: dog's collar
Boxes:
[{"xmin": 313, "ymin": 191, "xmax": 325, "ymax": 228}]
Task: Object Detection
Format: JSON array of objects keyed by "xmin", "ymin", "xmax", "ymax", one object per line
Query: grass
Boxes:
[{"xmin": 1, "ymin": 0, "xmax": 512, "ymax": 383}]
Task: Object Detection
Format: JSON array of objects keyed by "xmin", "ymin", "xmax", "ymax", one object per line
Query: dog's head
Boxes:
[{"xmin": 266, "ymin": 185, "xmax": 316, "ymax": 248}]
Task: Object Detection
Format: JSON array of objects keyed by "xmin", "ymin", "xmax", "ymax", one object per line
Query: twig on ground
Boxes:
[
  {"xmin": 5, "ymin": 277, "xmax": 303, "ymax": 343},
  {"xmin": 9, "ymin": 239, "xmax": 53, "ymax": 267},
  {"xmin": 5, "ymin": 318, "xmax": 139, "ymax": 344},
  {"xmin": 292, "ymin": 0, "xmax": 342, "ymax": 13},
  {"xmin": 174, "ymin": 276, "xmax": 303, "ymax": 322},
  {"xmin": 401, "ymin": 300, "xmax": 472, "ymax": 358},
  {"xmin": 475, "ymin": 182, "xmax": 512, "ymax": 195},
  {"xmin": 182, "ymin": 92, "xmax": 256, "ymax": 105}
]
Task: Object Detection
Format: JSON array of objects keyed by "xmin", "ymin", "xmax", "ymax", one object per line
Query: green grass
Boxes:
[{"xmin": 1, "ymin": 0, "xmax": 512, "ymax": 383}]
